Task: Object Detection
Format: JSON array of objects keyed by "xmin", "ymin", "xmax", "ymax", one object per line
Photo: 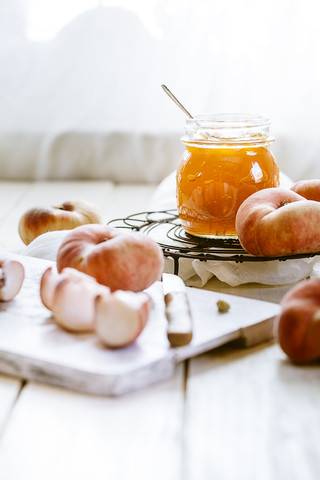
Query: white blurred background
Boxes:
[{"xmin": 1, "ymin": 0, "xmax": 320, "ymax": 182}]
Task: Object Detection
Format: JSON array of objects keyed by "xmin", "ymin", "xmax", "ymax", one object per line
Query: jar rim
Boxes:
[
  {"xmin": 183, "ymin": 113, "xmax": 273, "ymax": 145},
  {"xmin": 187, "ymin": 113, "xmax": 270, "ymax": 129}
]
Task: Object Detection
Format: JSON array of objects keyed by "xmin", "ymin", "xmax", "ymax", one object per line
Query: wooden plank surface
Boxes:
[
  {"xmin": 184, "ymin": 343, "xmax": 320, "ymax": 480},
  {"xmin": 0, "ymin": 366, "xmax": 185, "ymax": 480},
  {"xmin": 0, "ymin": 180, "xmax": 319, "ymax": 480},
  {"xmin": 0, "ymin": 376, "xmax": 21, "ymax": 435},
  {"xmin": 104, "ymin": 184, "xmax": 158, "ymax": 221}
]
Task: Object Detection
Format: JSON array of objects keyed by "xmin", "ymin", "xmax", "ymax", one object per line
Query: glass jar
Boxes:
[{"xmin": 176, "ymin": 113, "xmax": 279, "ymax": 238}]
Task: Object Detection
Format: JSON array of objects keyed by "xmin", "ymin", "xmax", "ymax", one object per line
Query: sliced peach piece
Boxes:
[
  {"xmin": 40, "ymin": 266, "xmax": 99, "ymax": 311},
  {"xmin": 94, "ymin": 290, "xmax": 151, "ymax": 348},
  {"xmin": 0, "ymin": 259, "xmax": 24, "ymax": 302},
  {"xmin": 52, "ymin": 276, "xmax": 109, "ymax": 333},
  {"xmin": 40, "ymin": 267, "xmax": 58, "ymax": 310}
]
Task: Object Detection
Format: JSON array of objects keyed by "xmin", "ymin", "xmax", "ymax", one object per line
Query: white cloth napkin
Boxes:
[
  {"xmin": 164, "ymin": 256, "xmax": 318, "ymax": 288},
  {"xmin": 20, "ymin": 230, "xmax": 68, "ymax": 262}
]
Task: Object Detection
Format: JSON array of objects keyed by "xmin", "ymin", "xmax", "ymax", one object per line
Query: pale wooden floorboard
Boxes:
[
  {"xmin": 0, "ymin": 376, "xmax": 21, "ymax": 436},
  {"xmin": 0, "ymin": 182, "xmax": 30, "ymax": 251},
  {"xmin": 0, "ymin": 182, "xmax": 30, "ymax": 220},
  {"xmin": 184, "ymin": 343, "xmax": 320, "ymax": 480},
  {"xmin": 0, "ymin": 366, "xmax": 185, "ymax": 480},
  {"xmin": 102, "ymin": 184, "xmax": 158, "ymax": 222},
  {"xmin": 0, "ymin": 184, "xmax": 29, "ymax": 439}
]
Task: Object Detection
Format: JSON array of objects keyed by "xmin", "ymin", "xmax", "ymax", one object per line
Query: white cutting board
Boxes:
[{"xmin": 0, "ymin": 253, "xmax": 281, "ymax": 396}]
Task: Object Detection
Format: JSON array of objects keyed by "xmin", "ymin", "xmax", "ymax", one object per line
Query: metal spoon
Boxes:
[
  {"xmin": 161, "ymin": 84, "xmax": 194, "ymax": 119},
  {"xmin": 161, "ymin": 84, "xmax": 208, "ymax": 138}
]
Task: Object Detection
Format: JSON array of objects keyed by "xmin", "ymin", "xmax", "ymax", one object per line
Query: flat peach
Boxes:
[
  {"xmin": 19, "ymin": 200, "xmax": 102, "ymax": 245},
  {"xmin": 235, "ymin": 187, "xmax": 320, "ymax": 256},
  {"xmin": 291, "ymin": 179, "xmax": 320, "ymax": 202},
  {"xmin": 57, "ymin": 224, "xmax": 164, "ymax": 292},
  {"xmin": 276, "ymin": 278, "xmax": 320, "ymax": 363}
]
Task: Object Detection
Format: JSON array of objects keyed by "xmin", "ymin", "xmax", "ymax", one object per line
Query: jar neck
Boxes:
[{"xmin": 181, "ymin": 113, "xmax": 274, "ymax": 146}]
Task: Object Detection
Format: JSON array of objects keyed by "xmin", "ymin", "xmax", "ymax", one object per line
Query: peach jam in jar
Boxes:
[{"xmin": 176, "ymin": 113, "xmax": 279, "ymax": 238}]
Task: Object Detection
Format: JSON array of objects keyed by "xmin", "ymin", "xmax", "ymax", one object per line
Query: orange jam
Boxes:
[{"xmin": 176, "ymin": 114, "xmax": 279, "ymax": 238}]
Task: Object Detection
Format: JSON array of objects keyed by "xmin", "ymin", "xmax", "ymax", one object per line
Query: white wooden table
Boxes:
[{"xmin": 0, "ymin": 181, "xmax": 319, "ymax": 480}]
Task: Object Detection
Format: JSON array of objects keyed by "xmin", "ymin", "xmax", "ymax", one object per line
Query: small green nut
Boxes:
[{"xmin": 217, "ymin": 299, "xmax": 230, "ymax": 313}]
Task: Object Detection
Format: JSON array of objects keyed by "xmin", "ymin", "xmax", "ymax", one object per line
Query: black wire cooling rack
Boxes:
[{"xmin": 108, "ymin": 209, "xmax": 320, "ymax": 275}]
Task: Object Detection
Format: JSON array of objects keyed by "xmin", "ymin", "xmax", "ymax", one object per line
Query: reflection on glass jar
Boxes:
[{"xmin": 176, "ymin": 114, "xmax": 279, "ymax": 238}]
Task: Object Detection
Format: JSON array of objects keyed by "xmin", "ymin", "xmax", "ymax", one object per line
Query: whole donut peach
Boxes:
[
  {"xmin": 235, "ymin": 187, "xmax": 320, "ymax": 256},
  {"xmin": 56, "ymin": 224, "xmax": 164, "ymax": 292},
  {"xmin": 275, "ymin": 278, "xmax": 320, "ymax": 363},
  {"xmin": 291, "ymin": 179, "xmax": 320, "ymax": 202},
  {"xmin": 19, "ymin": 200, "xmax": 102, "ymax": 245}
]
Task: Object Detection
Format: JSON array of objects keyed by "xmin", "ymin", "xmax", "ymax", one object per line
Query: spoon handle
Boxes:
[{"xmin": 161, "ymin": 84, "xmax": 193, "ymax": 119}]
